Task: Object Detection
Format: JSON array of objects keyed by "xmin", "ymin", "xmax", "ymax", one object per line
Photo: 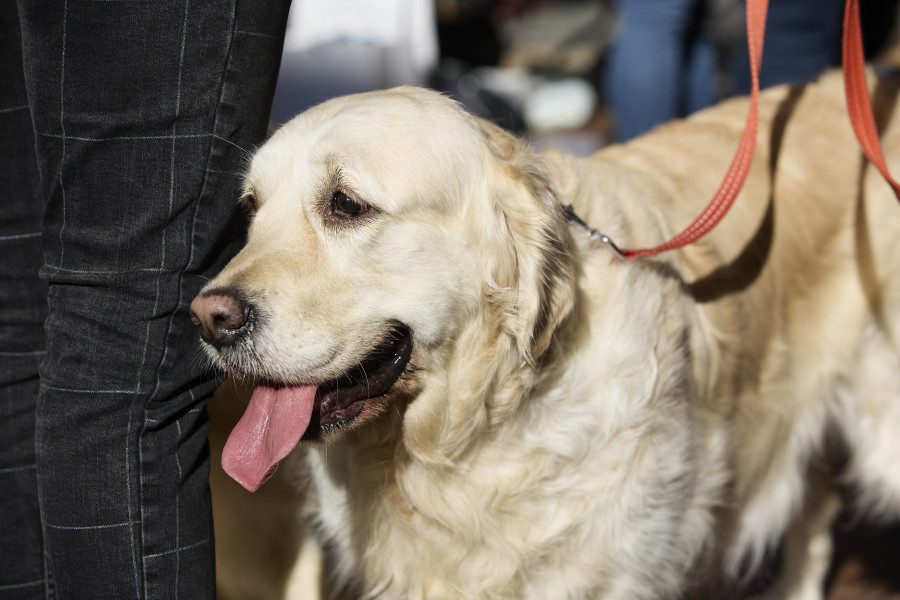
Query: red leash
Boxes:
[
  {"xmin": 613, "ymin": 0, "xmax": 899, "ymax": 261},
  {"xmin": 618, "ymin": 0, "xmax": 769, "ymax": 260},
  {"xmin": 842, "ymin": 0, "xmax": 900, "ymax": 201}
]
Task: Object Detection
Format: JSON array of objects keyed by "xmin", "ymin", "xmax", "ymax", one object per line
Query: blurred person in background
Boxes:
[
  {"xmin": 605, "ymin": 0, "xmax": 899, "ymax": 142},
  {"xmin": 604, "ymin": 0, "xmax": 718, "ymax": 141}
]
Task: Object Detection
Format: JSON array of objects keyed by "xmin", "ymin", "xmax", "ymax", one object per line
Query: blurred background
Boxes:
[
  {"xmin": 269, "ymin": 0, "xmax": 900, "ymax": 151},
  {"xmin": 265, "ymin": 1, "xmax": 900, "ymax": 597}
]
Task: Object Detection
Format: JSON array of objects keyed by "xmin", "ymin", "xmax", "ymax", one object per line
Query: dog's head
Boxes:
[{"xmin": 191, "ymin": 87, "xmax": 576, "ymax": 491}]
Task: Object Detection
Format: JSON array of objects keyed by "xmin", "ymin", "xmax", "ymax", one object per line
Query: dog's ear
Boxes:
[{"xmin": 479, "ymin": 119, "xmax": 577, "ymax": 363}]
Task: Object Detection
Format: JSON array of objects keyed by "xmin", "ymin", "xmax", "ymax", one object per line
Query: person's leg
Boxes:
[
  {"xmin": 605, "ymin": 0, "xmax": 708, "ymax": 140},
  {"xmin": 683, "ymin": 26, "xmax": 717, "ymax": 115},
  {"xmin": 16, "ymin": 0, "xmax": 290, "ymax": 597},
  {"xmin": 732, "ymin": 0, "xmax": 844, "ymax": 94},
  {"xmin": 0, "ymin": 1, "xmax": 47, "ymax": 597}
]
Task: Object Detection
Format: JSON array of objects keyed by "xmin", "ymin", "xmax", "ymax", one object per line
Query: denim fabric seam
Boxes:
[
  {"xmin": 138, "ymin": 2, "xmax": 192, "ymax": 596},
  {"xmin": 136, "ymin": 0, "xmax": 193, "ymax": 398},
  {"xmin": 172, "ymin": 420, "xmax": 184, "ymax": 593},
  {"xmin": 181, "ymin": 0, "xmax": 239, "ymax": 282},
  {"xmin": 34, "ymin": 3, "xmax": 71, "ymax": 593},
  {"xmin": 125, "ymin": 405, "xmax": 142, "ymax": 598},
  {"xmin": 151, "ymin": 0, "xmax": 239, "ymax": 403},
  {"xmin": 56, "ymin": 0, "xmax": 68, "ymax": 270},
  {"xmin": 143, "ymin": 7, "xmax": 239, "ymax": 584},
  {"xmin": 36, "ymin": 287, "xmax": 58, "ymax": 598}
]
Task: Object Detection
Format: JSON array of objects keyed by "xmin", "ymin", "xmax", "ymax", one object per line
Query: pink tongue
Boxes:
[{"xmin": 222, "ymin": 383, "xmax": 316, "ymax": 492}]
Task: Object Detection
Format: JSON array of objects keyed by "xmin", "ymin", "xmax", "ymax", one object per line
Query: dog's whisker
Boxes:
[
  {"xmin": 210, "ymin": 134, "xmax": 254, "ymax": 161},
  {"xmin": 358, "ymin": 362, "xmax": 371, "ymax": 400}
]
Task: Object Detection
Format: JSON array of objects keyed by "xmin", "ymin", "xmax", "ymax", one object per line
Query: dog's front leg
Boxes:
[{"xmin": 773, "ymin": 487, "xmax": 841, "ymax": 600}]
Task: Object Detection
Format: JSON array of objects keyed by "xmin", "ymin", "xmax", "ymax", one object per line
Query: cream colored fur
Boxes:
[{"xmin": 202, "ymin": 71, "xmax": 900, "ymax": 599}]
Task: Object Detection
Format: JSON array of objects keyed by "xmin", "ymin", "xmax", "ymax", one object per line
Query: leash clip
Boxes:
[{"xmin": 562, "ymin": 204, "xmax": 627, "ymax": 261}]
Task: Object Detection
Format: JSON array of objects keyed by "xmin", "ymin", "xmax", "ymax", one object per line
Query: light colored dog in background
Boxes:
[{"xmin": 194, "ymin": 70, "xmax": 900, "ymax": 599}]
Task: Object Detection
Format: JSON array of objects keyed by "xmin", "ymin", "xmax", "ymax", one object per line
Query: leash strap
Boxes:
[
  {"xmin": 613, "ymin": 0, "xmax": 900, "ymax": 260},
  {"xmin": 842, "ymin": 0, "xmax": 900, "ymax": 201},
  {"xmin": 618, "ymin": 0, "xmax": 769, "ymax": 260}
]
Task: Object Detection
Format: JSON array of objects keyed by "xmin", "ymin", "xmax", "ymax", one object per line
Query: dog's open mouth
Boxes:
[
  {"xmin": 312, "ymin": 326, "xmax": 413, "ymax": 433},
  {"xmin": 222, "ymin": 325, "xmax": 413, "ymax": 492}
]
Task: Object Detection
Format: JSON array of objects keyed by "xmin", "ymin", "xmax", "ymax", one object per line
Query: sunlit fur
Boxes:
[{"xmin": 202, "ymin": 73, "xmax": 900, "ymax": 599}]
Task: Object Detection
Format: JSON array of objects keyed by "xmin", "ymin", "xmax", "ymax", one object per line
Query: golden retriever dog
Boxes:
[{"xmin": 191, "ymin": 70, "xmax": 900, "ymax": 599}]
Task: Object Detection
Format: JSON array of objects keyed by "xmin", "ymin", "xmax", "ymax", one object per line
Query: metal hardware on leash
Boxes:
[{"xmin": 562, "ymin": 204, "xmax": 627, "ymax": 261}]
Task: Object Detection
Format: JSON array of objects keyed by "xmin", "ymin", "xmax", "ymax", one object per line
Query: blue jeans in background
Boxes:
[
  {"xmin": 731, "ymin": 0, "xmax": 844, "ymax": 94},
  {"xmin": 604, "ymin": 0, "xmax": 718, "ymax": 141}
]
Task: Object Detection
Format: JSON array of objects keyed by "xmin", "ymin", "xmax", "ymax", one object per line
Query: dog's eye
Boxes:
[
  {"xmin": 241, "ymin": 191, "xmax": 258, "ymax": 212},
  {"xmin": 331, "ymin": 190, "xmax": 369, "ymax": 219}
]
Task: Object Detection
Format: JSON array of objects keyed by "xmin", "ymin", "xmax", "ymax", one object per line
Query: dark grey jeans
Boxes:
[{"xmin": 0, "ymin": 1, "xmax": 290, "ymax": 597}]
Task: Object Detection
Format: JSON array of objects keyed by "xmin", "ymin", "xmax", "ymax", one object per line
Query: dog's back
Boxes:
[{"xmin": 563, "ymin": 69, "xmax": 900, "ymax": 594}]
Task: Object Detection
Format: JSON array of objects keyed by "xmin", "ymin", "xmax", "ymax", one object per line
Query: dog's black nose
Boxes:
[{"xmin": 189, "ymin": 289, "xmax": 251, "ymax": 349}]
